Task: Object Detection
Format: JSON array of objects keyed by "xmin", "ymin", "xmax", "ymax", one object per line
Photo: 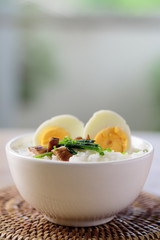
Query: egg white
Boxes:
[
  {"xmin": 83, "ymin": 110, "xmax": 131, "ymax": 151},
  {"xmin": 33, "ymin": 114, "xmax": 84, "ymax": 145}
]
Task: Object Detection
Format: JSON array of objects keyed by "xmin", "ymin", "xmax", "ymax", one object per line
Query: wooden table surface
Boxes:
[{"xmin": 0, "ymin": 129, "xmax": 160, "ymax": 196}]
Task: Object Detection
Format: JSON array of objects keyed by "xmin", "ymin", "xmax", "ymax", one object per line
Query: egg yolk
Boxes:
[
  {"xmin": 94, "ymin": 126, "xmax": 128, "ymax": 152},
  {"xmin": 38, "ymin": 126, "xmax": 71, "ymax": 146}
]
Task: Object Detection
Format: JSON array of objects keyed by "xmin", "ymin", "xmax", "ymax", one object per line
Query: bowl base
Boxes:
[{"xmin": 45, "ymin": 215, "xmax": 115, "ymax": 227}]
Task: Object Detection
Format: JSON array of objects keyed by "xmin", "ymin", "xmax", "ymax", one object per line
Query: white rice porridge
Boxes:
[{"xmin": 14, "ymin": 140, "xmax": 150, "ymax": 163}]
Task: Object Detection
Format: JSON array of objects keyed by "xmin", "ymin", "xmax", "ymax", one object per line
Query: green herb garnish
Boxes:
[
  {"xmin": 58, "ymin": 136, "xmax": 106, "ymax": 155},
  {"xmin": 143, "ymin": 149, "xmax": 148, "ymax": 153},
  {"xmin": 66, "ymin": 147, "xmax": 77, "ymax": 155},
  {"xmin": 106, "ymin": 148, "xmax": 112, "ymax": 152},
  {"xmin": 122, "ymin": 151, "xmax": 127, "ymax": 155},
  {"xmin": 34, "ymin": 152, "xmax": 53, "ymax": 158}
]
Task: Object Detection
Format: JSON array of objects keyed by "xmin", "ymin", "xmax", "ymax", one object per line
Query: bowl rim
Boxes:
[{"xmin": 6, "ymin": 133, "xmax": 154, "ymax": 166}]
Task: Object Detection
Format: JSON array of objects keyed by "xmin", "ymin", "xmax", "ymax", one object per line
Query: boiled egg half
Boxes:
[
  {"xmin": 83, "ymin": 110, "xmax": 131, "ymax": 152},
  {"xmin": 33, "ymin": 115, "xmax": 84, "ymax": 146}
]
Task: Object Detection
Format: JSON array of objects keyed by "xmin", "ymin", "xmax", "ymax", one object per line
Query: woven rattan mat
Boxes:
[{"xmin": 0, "ymin": 186, "xmax": 160, "ymax": 240}]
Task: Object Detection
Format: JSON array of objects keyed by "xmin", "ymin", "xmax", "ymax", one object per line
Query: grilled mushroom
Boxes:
[
  {"xmin": 47, "ymin": 137, "xmax": 59, "ymax": 152},
  {"xmin": 74, "ymin": 136, "xmax": 82, "ymax": 140},
  {"xmin": 28, "ymin": 146, "xmax": 47, "ymax": 155},
  {"xmin": 52, "ymin": 146, "xmax": 72, "ymax": 161}
]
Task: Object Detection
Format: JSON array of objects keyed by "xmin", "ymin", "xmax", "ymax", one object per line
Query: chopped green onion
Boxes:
[
  {"xmin": 34, "ymin": 152, "xmax": 53, "ymax": 158},
  {"xmin": 53, "ymin": 145, "xmax": 57, "ymax": 150},
  {"xmin": 106, "ymin": 148, "xmax": 112, "ymax": 152},
  {"xmin": 143, "ymin": 149, "xmax": 148, "ymax": 153},
  {"xmin": 99, "ymin": 151, "xmax": 105, "ymax": 156}
]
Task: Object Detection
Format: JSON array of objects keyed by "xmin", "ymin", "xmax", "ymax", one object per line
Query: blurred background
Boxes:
[{"xmin": 1, "ymin": 0, "xmax": 160, "ymax": 131}]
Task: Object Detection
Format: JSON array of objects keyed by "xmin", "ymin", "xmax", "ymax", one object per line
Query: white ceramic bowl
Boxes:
[{"xmin": 6, "ymin": 134, "xmax": 153, "ymax": 227}]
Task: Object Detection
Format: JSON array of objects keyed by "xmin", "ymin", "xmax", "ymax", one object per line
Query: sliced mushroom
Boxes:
[
  {"xmin": 47, "ymin": 137, "xmax": 59, "ymax": 152},
  {"xmin": 28, "ymin": 146, "xmax": 47, "ymax": 155},
  {"xmin": 74, "ymin": 136, "xmax": 82, "ymax": 140},
  {"xmin": 86, "ymin": 134, "xmax": 91, "ymax": 139},
  {"xmin": 52, "ymin": 146, "xmax": 72, "ymax": 161}
]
